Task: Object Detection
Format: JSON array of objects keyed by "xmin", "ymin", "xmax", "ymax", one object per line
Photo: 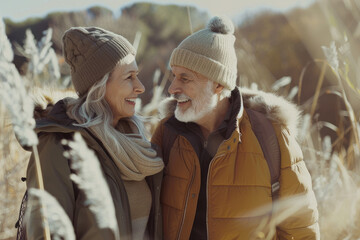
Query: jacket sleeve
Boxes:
[
  {"xmin": 25, "ymin": 133, "xmax": 76, "ymax": 240},
  {"xmin": 274, "ymin": 125, "xmax": 320, "ymax": 240}
]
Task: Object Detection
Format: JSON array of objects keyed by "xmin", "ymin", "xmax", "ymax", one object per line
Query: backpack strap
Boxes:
[
  {"xmin": 245, "ymin": 108, "xmax": 281, "ymax": 200},
  {"xmin": 15, "ymin": 183, "xmax": 28, "ymax": 240}
]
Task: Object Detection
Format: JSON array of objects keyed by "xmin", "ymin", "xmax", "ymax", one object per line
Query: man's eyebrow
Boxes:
[{"xmin": 179, "ymin": 73, "xmax": 193, "ymax": 78}]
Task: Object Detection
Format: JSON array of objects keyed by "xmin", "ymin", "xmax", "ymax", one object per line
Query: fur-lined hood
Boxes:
[
  {"xmin": 16, "ymin": 87, "xmax": 77, "ymax": 150},
  {"xmin": 31, "ymin": 87, "xmax": 78, "ymax": 120},
  {"xmin": 159, "ymin": 87, "xmax": 301, "ymax": 138}
]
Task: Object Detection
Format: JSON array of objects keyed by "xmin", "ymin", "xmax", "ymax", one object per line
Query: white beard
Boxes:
[{"xmin": 174, "ymin": 81, "xmax": 218, "ymax": 123}]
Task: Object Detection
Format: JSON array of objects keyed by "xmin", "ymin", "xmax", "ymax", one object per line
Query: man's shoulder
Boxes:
[{"xmin": 240, "ymin": 87, "xmax": 301, "ymax": 138}]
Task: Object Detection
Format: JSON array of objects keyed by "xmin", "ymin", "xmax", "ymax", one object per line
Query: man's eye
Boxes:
[{"xmin": 168, "ymin": 74, "xmax": 175, "ymax": 82}]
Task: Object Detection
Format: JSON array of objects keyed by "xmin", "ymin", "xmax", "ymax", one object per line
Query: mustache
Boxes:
[{"xmin": 172, "ymin": 94, "xmax": 191, "ymax": 101}]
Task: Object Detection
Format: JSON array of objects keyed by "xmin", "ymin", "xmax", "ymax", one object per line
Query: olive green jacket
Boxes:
[{"xmin": 25, "ymin": 99, "xmax": 162, "ymax": 240}]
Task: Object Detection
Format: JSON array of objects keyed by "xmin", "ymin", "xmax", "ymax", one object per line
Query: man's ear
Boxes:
[{"xmin": 214, "ymin": 83, "xmax": 224, "ymax": 94}]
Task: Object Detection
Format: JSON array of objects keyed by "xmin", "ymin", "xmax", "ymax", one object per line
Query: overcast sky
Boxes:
[{"xmin": 0, "ymin": 0, "xmax": 316, "ymax": 22}]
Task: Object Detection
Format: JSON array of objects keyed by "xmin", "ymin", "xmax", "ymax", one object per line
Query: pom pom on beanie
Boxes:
[{"xmin": 207, "ymin": 15, "xmax": 235, "ymax": 35}]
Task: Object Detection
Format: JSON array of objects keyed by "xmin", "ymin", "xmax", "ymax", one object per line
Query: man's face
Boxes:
[{"xmin": 168, "ymin": 66, "xmax": 218, "ymax": 123}]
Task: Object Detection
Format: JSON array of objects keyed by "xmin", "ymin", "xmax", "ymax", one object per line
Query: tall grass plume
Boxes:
[
  {"xmin": 62, "ymin": 132, "xmax": 120, "ymax": 240},
  {"xmin": 27, "ymin": 189, "xmax": 75, "ymax": 240}
]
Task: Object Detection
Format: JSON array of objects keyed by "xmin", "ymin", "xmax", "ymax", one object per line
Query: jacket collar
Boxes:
[
  {"xmin": 35, "ymin": 99, "xmax": 81, "ymax": 134},
  {"xmin": 34, "ymin": 99, "xmax": 110, "ymax": 158}
]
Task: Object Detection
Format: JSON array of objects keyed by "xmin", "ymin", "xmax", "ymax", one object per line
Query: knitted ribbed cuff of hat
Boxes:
[{"xmin": 170, "ymin": 48, "xmax": 237, "ymax": 90}]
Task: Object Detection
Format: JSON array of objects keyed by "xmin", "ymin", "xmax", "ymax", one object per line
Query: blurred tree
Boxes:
[
  {"xmin": 234, "ymin": 3, "xmax": 360, "ymax": 143},
  {"xmin": 87, "ymin": 6, "xmax": 114, "ymax": 19},
  {"xmin": 3, "ymin": 3, "xmax": 208, "ymax": 103},
  {"xmin": 4, "ymin": 1, "xmax": 359, "ymax": 127},
  {"xmin": 236, "ymin": 11, "xmax": 314, "ymax": 89},
  {"xmin": 120, "ymin": 3, "xmax": 209, "ymax": 103}
]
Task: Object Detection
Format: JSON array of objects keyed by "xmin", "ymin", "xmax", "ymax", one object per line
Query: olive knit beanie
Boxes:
[
  {"xmin": 170, "ymin": 16, "xmax": 238, "ymax": 90},
  {"xmin": 62, "ymin": 27, "xmax": 136, "ymax": 96}
]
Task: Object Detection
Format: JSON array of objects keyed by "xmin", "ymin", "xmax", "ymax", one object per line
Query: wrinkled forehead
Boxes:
[{"xmin": 171, "ymin": 65, "xmax": 209, "ymax": 82}]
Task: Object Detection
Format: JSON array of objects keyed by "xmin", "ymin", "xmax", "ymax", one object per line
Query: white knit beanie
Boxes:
[{"xmin": 170, "ymin": 16, "xmax": 238, "ymax": 90}]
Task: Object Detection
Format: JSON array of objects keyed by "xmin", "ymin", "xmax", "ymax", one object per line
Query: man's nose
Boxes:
[{"xmin": 168, "ymin": 79, "xmax": 181, "ymax": 95}]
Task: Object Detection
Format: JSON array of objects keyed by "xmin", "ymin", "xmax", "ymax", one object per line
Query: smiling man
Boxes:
[
  {"xmin": 151, "ymin": 16, "xmax": 320, "ymax": 240},
  {"xmin": 169, "ymin": 66, "xmax": 226, "ymax": 132}
]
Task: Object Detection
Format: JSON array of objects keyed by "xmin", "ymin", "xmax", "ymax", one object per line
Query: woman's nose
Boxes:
[{"xmin": 134, "ymin": 77, "xmax": 145, "ymax": 94}]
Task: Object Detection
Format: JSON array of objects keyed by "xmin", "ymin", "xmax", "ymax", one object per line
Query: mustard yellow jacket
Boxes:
[{"xmin": 151, "ymin": 87, "xmax": 319, "ymax": 240}]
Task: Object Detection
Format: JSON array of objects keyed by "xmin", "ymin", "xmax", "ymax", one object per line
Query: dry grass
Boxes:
[
  {"xmin": 0, "ymin": 106, "xmax": 29, "ymax": 240},
  {"xmin": 1, "ymin": 55, "xmax": 359, "ymax": 240}
]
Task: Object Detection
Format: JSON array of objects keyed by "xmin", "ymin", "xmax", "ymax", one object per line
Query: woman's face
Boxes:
[{"xmin": 105, "ymin": 55, "xmax": 145, "ymax": 126}]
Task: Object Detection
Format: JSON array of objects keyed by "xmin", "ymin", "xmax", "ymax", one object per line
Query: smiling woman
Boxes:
[
  {"xmin": 21, "ymin": 26, "xmax": 164, "ymax": 240},
  {"xmin": 105, "ymin": 54, "xmax": 145, "ymax": 126}
]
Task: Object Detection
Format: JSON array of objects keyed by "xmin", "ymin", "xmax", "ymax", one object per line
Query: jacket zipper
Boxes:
[
  {"xmin": 177, "ymin": 134, "xmax": 236, "ymax": 239},
  {"xmin": 206, "ymin": 153, "xmax": 225, "ymax": 239},
  {"xmin": 177, "ymin": 165, "xmax": 196, "ymax": 240},
  {"xmin": 206, "ymin": 133, "xmax": 240, "ymax": 238}
]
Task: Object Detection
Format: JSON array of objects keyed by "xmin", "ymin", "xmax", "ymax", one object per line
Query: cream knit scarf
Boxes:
[
  {"xmin": 68, "ymin": 108, "xmax": 164, "ymax": 181},
  {"xmin": 90, "ymin": 125, "xmax": 164, "ymax": 181}
]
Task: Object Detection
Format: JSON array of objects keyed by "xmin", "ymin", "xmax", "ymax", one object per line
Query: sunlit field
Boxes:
[{"xmin": 1, "ymin": 0, "xmax": 360, "ymax": 239}]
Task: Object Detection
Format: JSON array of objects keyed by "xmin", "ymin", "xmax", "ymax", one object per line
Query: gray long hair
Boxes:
[{"xmin": 66, "ymin": 73, "xmax": 147, "ymax": 154}]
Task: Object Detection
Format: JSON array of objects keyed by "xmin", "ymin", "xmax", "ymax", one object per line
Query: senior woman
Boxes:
[{"xmin": 23, "ymin": 27, "xmax": 164, "ymax": 240}]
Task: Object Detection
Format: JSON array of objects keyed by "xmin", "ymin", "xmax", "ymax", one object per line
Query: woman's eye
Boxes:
[{"xmin": 128, "ymin": 73, "xmax": 138, "ymax": 80}]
